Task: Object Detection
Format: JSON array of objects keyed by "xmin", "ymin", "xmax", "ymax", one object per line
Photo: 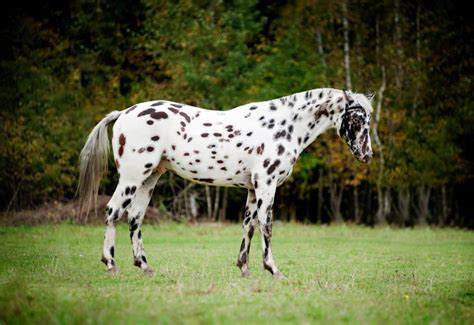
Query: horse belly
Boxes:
[{"xmin": 162, "ymin": 139, "xmax": 253, "ymax": 188}]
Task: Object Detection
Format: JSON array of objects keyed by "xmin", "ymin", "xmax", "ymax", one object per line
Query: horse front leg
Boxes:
[
  {"xmin": 236, "ymin": 189, "xmax": 258, "ymax": 277},
  {"xmin": 254, "ymin": 181, "xmax": 283, "ymax": 279}
]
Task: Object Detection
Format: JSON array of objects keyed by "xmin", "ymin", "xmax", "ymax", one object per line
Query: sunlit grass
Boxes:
[{"xmin": 0, "ymin": 223, "xmax": 473, "ymax": 324}]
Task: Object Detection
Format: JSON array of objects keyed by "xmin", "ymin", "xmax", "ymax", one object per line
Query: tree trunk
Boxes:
[
  {"xmin": 316, "ymin": 29, "xmax": 326, "ymax": 71},
  {"xmin": 415, "ymin": 185, "xmax": 431, "ymax": 225},
  {"xmin": 205, "ymin": 185, "xmax": 212, "ymax": 220},
  {"xmin": 219, "ymin": 187, "xmax": 228, "ymax": 222},
  {"xmin": 212, "ymin": 186, "xmax": 220, "ymax": 221},
  {"xmin": 354, "ymin": 186, "xmax": 360, "ymax": 223},
  {"xmin": 183, "ymin": 179, "xmax": 190, "ymax": 219},
  {"xmin": 329, "ymin": 181, "xmax": 343, "ymax": 223},
  {"xmin": 373, "ymin": 66, "xmax": 387, "ymax": 224},
  {"xmin": 375, "ymin": 15, "xmax": 380, "ymax": 67},
  {"xmin": 394, "ymin": 0, "xmax": 403, "ymax": 89},
  {"xmin": 189, "ymin": 191, "xmax": 198, "ymax": 219},
  {"xmin": 396, "ymin": 188, "xmax": 410, "ymax": 226},
  {"xmin": 413, "ymin": 1, "xmax": 421, "ymax": 113},
  {"xmin": 289, "ymin": 202, "xmax": 297, "ymax": 222},
  {"xmin": 440, "ymin": 185, "xmax": 450, "ymax": 226},
  {"xmin": 342, "ymin": 0, "xmax": 352, "ymax": 90},
  {"xmin": 383, "ymin": 188, "xmax": 392, "ymax": 222},
  {"xmin": 317, "ymin": 168, "xmax": 324, "ymax": 223}
]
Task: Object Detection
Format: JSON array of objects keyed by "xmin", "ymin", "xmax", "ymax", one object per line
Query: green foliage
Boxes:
[{"xmin": 0, "ymin": 0, "xmax": 472, "ymax": 224}]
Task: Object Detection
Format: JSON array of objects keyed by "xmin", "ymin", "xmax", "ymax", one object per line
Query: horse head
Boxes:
[{"xmin": 335, "ymin": 90, "xmax": 374, "ymax": 163}]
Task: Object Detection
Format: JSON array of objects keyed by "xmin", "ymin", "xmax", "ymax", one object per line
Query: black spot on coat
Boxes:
[{"xmin": 138, "ymin": 108, "xmax": 155, "ymax": 117}]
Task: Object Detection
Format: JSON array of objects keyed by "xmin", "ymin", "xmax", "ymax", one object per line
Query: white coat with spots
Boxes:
[{"xmin": 78, "ymin": 88, "xmax": 374, "ymax": 277}]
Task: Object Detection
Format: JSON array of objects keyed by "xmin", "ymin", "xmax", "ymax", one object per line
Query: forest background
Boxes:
[{"xmin": 1, "ymin": 0, "xmax": 473, "ymax": 227}]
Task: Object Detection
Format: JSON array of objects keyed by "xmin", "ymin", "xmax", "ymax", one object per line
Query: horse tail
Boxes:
[{"xmin": 77, "ymin": 110, "xmax": 122, "ymax": 220}]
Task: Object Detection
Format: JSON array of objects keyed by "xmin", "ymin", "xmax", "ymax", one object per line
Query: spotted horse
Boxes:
[{"xmin": 78, "ymin": 88, "xmax": 374, "ymax": 278}]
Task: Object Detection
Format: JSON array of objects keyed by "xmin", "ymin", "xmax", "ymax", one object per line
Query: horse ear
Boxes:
[
  {"xmin": 366, "ymin": 92, "xmax": 375, "ymax": 101},
  {"xmin": 342, "ymin": 89, "xmax": 354, "ymax": 104}
]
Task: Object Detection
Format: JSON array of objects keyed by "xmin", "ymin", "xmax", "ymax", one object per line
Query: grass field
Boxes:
[{"xmin": 0, "ymin": 223, "xmax": 473, "ymax": 324}]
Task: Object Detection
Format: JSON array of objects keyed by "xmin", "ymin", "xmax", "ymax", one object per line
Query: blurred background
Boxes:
[{"xmin": 0, "ymin": 0, "xmax": 472, "ymax": 227}]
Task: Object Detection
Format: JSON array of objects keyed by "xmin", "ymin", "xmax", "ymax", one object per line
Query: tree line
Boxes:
[{"xmin": 0, "ymin": 0, "xmax": 472, "ymax": 227}]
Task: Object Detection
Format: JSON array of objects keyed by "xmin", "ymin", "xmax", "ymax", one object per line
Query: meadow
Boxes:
[{"xmin": 0, "ymin": 223, "xmax": 473, "ymax": 324}]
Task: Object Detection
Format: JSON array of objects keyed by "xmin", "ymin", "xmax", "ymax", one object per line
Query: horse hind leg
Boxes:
[
  {"xmin": 126, "ymin": 172, "xmax": 161, "ymax": 275},
  {"xmin": 101, "ymin": 182, "xmax": 125, "ymax": 275},
  {"xmin": 101, "ymin": 180, "xmax": 135, "ymax": 274}
]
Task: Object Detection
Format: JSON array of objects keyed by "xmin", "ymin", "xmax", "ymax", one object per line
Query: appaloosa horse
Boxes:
[{"xmin": 78, "ymin": 88, "xmax": 374, "ymax": 278}]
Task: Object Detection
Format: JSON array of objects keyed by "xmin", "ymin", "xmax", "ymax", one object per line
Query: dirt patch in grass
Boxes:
[{"xmin": 0, "ymin": 195, "xmax": 165, "ymax": 226}]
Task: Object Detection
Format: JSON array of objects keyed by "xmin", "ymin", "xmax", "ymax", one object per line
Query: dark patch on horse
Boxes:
[
  {"xmin": 315, "ymin": 106, "xmax": 329, "ymax": 120},
  {"xmin": 168, "ymin": 107, "xmax": 179, "ymax": 114},
  {"xmin": 118, "ymin": 134, "xmax": 126, "ymax": 156},
  {"xmin": 277, "ymin": 145, "xmax": 285, "ymax": 155},
  {"xmin": 267, "ymin": 160, "xmax": 281, "ymax": 175},
  {"xmin": 122, "ymin": 198, "xmax": 131, "ymax": 209},
  {"xmin": 150, "ymin": 111, "xmax": 168, "ymax": 120},
  {"xmin": 119, "ymin": 134, "xmax": 126, "ymax": 146},
  {"xmin": 138, "ymin": 108, "xmax": 155, "ymax": 117},
  {"xmin": 179, "ymin": 112, "xmax": 191, "ymax": 123},
  {"xmin": 197, "ymin": 178, "xmax": 214, "ymax": 183},
  {"xmin": 274, "ymin": 130, "xmax": 286, "ymax": 140},
  {"xmin": 126, "ymin": 105, "xmax": 137, "ymax": 114}
]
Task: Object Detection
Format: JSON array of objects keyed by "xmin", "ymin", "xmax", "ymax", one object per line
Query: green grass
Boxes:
[{"xmin": 0, "ymin": 223, "xmax": 473, "ymax": 324}]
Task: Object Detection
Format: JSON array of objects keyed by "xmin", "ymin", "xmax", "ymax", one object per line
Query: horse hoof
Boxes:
[
  {"xmin": 273, "ymin": 272, "xmax": 284, "ymax": 280},
  {"xmin": 241, "ymin": 270, "xmax": 251, "ymax": 278},
  {"xmin": 107, "ymin": 266, "xmax": 119, "ymax": 276},
  {"xmin": 143, "ymin": 267, "xmax": 155, "ymax": 276}
]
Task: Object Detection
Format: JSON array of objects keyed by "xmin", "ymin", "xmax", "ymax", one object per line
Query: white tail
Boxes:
[{"xmin": 77, "ymin": 111, "xmax": 122, "ymax": 220}]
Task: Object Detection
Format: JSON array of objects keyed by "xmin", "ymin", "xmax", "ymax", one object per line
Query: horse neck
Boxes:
[{"xmin": 281, "ymin": 88, "xmax": 341, "ymax": 154}]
